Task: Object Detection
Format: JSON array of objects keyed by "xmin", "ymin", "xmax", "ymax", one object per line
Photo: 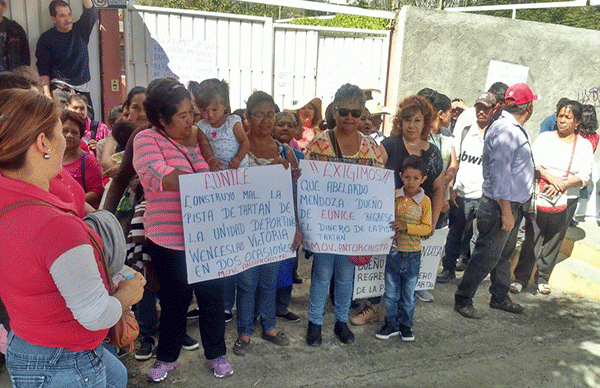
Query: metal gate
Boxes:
[{"xmin": 125, "ymin": 5, "xmax": 389, "ymax": 111}]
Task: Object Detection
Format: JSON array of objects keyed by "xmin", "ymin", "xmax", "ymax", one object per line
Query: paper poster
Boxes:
[
  {"xmin": 297, "ymin": 160, "xmax": 395, "ymax": 255},
  {"xmin": 352, "ymin": 255, "xmax": 386, "ymax": 299},
  {"xmin": 485, "ymin": 60, "xmax": 529, "ymax": 91},
  {"xmin": 415, "ymin": 228, "xmax": 448, "ymax": 291},
  {"xmin": 274, "ymin": 71, "xmax": 293, "ymax": 96},
  {"xmin": 179, "ymin": 165, "xmax": 296, "ymax": 284},
  {"xmin": 149, "ymin": 37, "xmax": 217, "ymax": 85},
  {"xmin": 351, "ymin": 228, "xmax": 449, "ymax": 297}
]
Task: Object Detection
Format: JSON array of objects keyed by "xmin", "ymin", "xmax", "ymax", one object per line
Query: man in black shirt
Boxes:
[{"xmin": 0, "ymin": 0, "xmax": 30, "ymax": 71}]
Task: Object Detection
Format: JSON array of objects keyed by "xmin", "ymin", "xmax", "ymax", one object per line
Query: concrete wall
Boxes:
[
  {"xmin": 386, "ymin": 6, "xmax": 600, "ymax": 139},
  {"xmin": 386, "ymin": 6, "xmax": 600, "ymax": 218}
]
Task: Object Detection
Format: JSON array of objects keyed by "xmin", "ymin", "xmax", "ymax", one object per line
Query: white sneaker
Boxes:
[{"xmin": 415, "ymin": 290, "xmax": 434, "ymax": 302}]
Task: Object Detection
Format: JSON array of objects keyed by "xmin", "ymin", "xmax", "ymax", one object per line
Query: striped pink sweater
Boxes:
[{"xmin": 133, "ymin": 128, "xmax": 209, "ymax": 250}]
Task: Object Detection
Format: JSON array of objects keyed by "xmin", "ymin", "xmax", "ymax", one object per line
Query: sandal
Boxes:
[
  {"xmin": 233, "ymin": 338, "xmax": 250, "ymax": 356},
  {"xmin": 538, "ymin": 284, "xmax": 551, "ymax": 295},
  {"xmin": 261, "ymin": 330, "xmax": 290, "ymax": 346},
  {"xmin": 510, "ymin": 282, "xmax": 523, "ymax": 294}
]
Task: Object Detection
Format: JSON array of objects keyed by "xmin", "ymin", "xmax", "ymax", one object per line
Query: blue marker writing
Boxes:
[{"xmin": 125, "ymin": 273, "xmax": 135, "ymax": 280}]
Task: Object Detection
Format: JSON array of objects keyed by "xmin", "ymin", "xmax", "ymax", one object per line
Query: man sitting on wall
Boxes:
[{"xmin": 35, "ymin": 0, "xmax": 96, "ymax": 110}]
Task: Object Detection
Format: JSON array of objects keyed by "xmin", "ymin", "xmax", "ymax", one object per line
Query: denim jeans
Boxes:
[
  {"xmin": 384, "ymin": 250, "xmax": 421, "ymax": 329},
  {"xmin": 6, "ymin": 332, "xmax": 127, "ymax": 388},
  {"xmin": 442, "ymin": 196, "xmax": 480, "ymax": 272},
  {"xmin": 222, "ymin": 274, "xmax": 238, "ymax": 313},
  {"xmin": 135, "ymin": 288, "xmax": 158, "ymax": 339},
  {"xmin": 236, "ymin": 261, "xmax": 280, "ymax": 336},
  {"xmin": 308, "ymin": 252, "xmax": 355, "ymax": 325},
  {"xmin": 455, "ymin": 196, "xmax": 524, "ymax": 307}
]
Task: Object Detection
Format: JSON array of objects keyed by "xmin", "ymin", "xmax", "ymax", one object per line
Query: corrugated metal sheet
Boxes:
[{"xmin": 126, "ymin": 5, "xmax": 389, "ymax": 113}]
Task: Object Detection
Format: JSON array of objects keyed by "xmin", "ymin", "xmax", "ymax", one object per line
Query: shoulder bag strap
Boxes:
[
  {"xmin": 459, "ymin": 125, "xmax": 471, "ymax": 152},
  {"xmin": 153, "ymin": 128, "xmax": 198, "ymax": 173},
  {"xmin": 327, "ymin": 129, "xmax": 343, "ymax": 160},
  {"xmin": 275, "ymin": 140, "xmax": 287, "ymax": 160},
  {"xmin": 0, "ymin": 200, "xmax": 47, "ymax": 217},
  {"xmin": 564, "ymin": 135, "xmax": 578, "ymax": 177},
  {"xmin": 85, "ymin": 229, "xmax": 113, "ymax": 289},
  {"xmin": 90, "ymin": 121, "xmax": 99, "ymax": 141},
  {"xmin": 80, "ymin": 153, "xmax": 87, "ymax": 192}
]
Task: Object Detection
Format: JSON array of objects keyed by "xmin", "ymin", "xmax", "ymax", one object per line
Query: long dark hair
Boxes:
[
  {"xmin": 144, "ymin": 78, "xmax": 190, "ymax": 130},
  {"xmin": 580, "ymin": 104, "xmax": 598, "ymax": 135}
]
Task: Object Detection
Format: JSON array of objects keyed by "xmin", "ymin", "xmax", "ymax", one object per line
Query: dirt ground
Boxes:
[
  {"xmin": 121, "ymin": 254, "xmax": 600, "ymax": 388},
  {"xmin": 2, "ymin": 254, "xmax": 600, "ymax": 388}
]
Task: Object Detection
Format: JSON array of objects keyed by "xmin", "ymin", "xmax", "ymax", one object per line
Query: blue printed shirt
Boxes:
[{"xmin": 482, "ymin": 110, "xmax": 534, "ymax": 204}]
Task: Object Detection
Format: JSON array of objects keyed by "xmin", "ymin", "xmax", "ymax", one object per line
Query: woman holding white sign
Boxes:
[
  {"xmin": 232, "ymin": 91, "xmax": 303, "ymax": 355},
  {"xmin": 132, "ymin": 78, "xmax": 232, "ymax": 382},
  {"xmin": 304, "ymin": 83, "xmax": 384, "ymax": 346}
]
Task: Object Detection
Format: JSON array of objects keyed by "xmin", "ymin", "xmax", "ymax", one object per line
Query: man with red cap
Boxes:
[{"xmin": 454, "ymin": 83, "xmax": 537, "ymax": 319}]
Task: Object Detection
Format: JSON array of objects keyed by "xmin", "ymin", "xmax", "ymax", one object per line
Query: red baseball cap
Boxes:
[{"xmin": 505, "ymin": 83, "xmax": 538, "ymax": 105}]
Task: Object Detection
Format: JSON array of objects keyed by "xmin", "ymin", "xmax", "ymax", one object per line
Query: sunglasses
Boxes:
[{"xmin": 335, "ymin": 107, "xmax": 362, "ymax": 118}]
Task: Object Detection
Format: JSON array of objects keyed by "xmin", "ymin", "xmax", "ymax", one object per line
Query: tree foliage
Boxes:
[
  {"xmin": 136, "ymin": 0, "xmax": 600, "ymax": 31},
  {"xmin": 289, "ymin": 14, "xmax": 390, "ymax": 29},
  {"xmin": 442, "ymin": 0, "xmax": 600, "ymax": 31},
  {"xmin": 136, "ymin": 0, "xmax": 391, "ymax": 29}
]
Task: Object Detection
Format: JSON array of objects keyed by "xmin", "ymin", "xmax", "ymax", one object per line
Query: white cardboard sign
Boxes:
[
  {"xmin": 297, "ymin": 160, "xmax": 395, "ymax": 255},
  {"xmin": 352, "ymin": 228, "xmax": 449, "ymax": 298},
  {"xmin": 179, "ymin": 165, "xmax": 296, "ymax": 284}
]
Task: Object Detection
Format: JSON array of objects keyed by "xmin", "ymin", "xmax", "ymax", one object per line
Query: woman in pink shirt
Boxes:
[
  {"xmin": 61, "ymin": 109, "xmax": 104, "ymax": 208},
  {"xmin": 0, "ymin": 88, "xmax": 145, "ymax": 388},
  {"xmin": 66, "ymin": 94, "xmax": 111, "ymax": 154},
  {"xmin": 133, "ymin": 78, "xmax": 233, "ymax": 383}
]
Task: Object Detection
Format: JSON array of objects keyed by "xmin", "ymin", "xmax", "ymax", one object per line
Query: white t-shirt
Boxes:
[
  {"xmin": 453, "ymin": 114, "xmax": 484, "ymax": 199},
  {"xmin": 533, "ymin": 132, "xmax": 593, "ymax": 199},
  {"xmin": 452, "ymin": 107, "xmax": 476, "ymax": 139},
  {"xmin": 199, "ymin": 114, "xmax": 249, "ymax": 168}
]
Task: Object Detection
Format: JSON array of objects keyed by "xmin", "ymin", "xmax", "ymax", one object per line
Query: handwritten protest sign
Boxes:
[
  {"xmin": 179, "ymin": 165, "xmax": 296, "ymax": 284},
  {"xmin": 149, "ymin": 37, "xmax": 217, "ymax": 85},
  {"xmin": 353, "ymin": 255, "xmax": 386, "ymax": 299},
  {"xmin": 416, "ymin": 228, "xmax": 448, "ymax": 291},
  {"xmin": 352, "ymin": 228, "xmax": 449, "ymax": 297},
  {"xmin": 297, "ymin": 160, "xmax": 395, "ymax": 255}
]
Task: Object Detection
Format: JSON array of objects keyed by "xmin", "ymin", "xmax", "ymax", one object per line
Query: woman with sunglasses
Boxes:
[{"xmin": 304, "ymin": 84, "xmax": 384, "ymax": 346}]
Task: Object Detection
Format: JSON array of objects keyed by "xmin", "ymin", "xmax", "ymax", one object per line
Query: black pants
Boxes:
[
  {"xmin": 455, "ymin": 196, "xmax": 524, "ymax": 307},
  {"xmin": 514, "ymin": 199, "xmax": 577, "ymax": 286},
  {"xmin": 276, "ymin": 285, "xmax": 292, "ymax": 316},
  {"xmin": 147, "ymin": 240, "xmax": 226, "ymax": 362}
]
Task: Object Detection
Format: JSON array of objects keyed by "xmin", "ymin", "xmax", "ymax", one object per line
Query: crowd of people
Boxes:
[{"xmin": 0, "ymin": 0, "xmax": 597, "ymax": 386}]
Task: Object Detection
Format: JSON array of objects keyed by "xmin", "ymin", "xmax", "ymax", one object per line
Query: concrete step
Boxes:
[
  {"xmin": 550, "ymin": 254, "xmax": 600, "ymax": 301},
  {"xmin": 548, "ymin": 218, "xmax": 600, "ymax": 301}
]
